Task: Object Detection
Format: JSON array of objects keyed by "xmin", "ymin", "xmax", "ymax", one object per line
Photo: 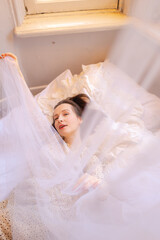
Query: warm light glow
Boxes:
[
  {"xmin": 47, "ymin": 21, "xmax": 84, "ymax": 28},
  {"xmin": 36, "ymin": 0, "xmax": 85, "ymax": 3}
]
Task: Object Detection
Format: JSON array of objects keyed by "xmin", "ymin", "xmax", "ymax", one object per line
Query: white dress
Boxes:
[{"xmin": 0, "ymin": 50, "xmax": 160, "ymax": 239}]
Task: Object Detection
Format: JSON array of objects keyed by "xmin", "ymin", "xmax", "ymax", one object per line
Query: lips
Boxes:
[{"xmin": 59, "ymin": 124, "xmax": 67, "ymax": 129}]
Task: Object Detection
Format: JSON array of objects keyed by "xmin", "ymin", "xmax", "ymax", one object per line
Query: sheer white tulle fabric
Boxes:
[
  {"xmin": 35, "ymin": 60, "xmax": 160, "ymax": 132},
  {"xmin": 1, "ymin": 0, "xmax": 160, "ymax": 237},
  {"xmin": 1, "ymin": 56, "xmax": 160, "ymax": 240}
]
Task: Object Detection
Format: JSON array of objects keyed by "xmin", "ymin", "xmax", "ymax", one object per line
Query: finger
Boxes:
[
  {"xmin": 73, "ymin": 174, "xmax": 88, "ymax": 190},
  {"xmin": 4, "ymin": 53, "xmax": 17, "ymax": 60},
  {"xmin": 1, "ymin": 53, "xmax": 7, "ymax": 58},
  {"xmin": 83, "ymin": 179, "xmax": 100, "ymax": 191},
  {"xmin": 0, "ymin": 53, "xmax": 17, "ymax": 61},
  {"xmin": 73, "ymin": 174, "xmax": 100, "ymax": 191},
  {"xmin": 5, "ymin": 53, "xmax": 17, "ymax": 60}
]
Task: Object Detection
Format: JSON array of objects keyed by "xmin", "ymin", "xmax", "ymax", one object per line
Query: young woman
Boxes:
[
  {"xmin": 53, "ymin": 94, "xmax": 101, "ymax": 191},
  {"xmin": 1, "ymin": 53, "xmax": 160, "ymax": 240}
]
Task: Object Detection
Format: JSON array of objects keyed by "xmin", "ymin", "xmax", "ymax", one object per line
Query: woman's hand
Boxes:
[
  {"xmin": 0, "ymin": 53, "xmax": 17, "ymax": 61},
  {"xmin": 73, "ymin": 173, "xmax": 101, "ymax": 193}
]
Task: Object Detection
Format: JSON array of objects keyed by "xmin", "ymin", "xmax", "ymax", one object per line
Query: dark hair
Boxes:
[
  {"xmin": 53, "ymin": 93, "xmax": 89, "ymax": 126},
  {"xmin": 54, "ymin": 99, "xmax": 82, "ymax": 117},
  {"xmin": 69, "ymin": 94, "xmax": 90, "ymax": 112}
]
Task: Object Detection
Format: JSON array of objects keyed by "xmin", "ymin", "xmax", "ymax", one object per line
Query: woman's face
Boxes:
[{"xmin": 53, "ymin": 103, "xmax": 82, "ymax": 139}]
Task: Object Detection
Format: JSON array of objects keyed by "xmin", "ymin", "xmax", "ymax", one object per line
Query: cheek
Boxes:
[
  {"xmin": 70, "ymin": 116, "xmax": 81, "ymax": 127},
  {"xmin": 68, "ymin": 115, "xmax": 77, "ymax": 123},
  {"xmin": 65, "ymin": 115, "xmax": 74, "ymax": 123}
]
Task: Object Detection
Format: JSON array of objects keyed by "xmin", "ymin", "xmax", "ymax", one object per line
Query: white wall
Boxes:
[
  {"xmin": 0, "ymin": 0, "xmax": 118, "ymax": 90},
  {"xmin": 15, "ymin": 30, "xmax": 119, "ymax": 88},
  {"xmin": 0, "ymin": 1, "xmax": 18, "ymax": 55}
]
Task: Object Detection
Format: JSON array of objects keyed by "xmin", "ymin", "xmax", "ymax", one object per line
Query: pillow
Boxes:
[
  {"xmin": 35, "ymin": 66, "xmax": 103, "ymax": 123},
  {"xmin": 35, "ymin": 61, "xmax": 160, "ymax": 132},
  {"xmin": 81, "ymin": 61, "xmax": 160, "ymax": 132},
  {"xmin": 101, "ymin": 61, "xmax": 160, "ymax": 132}
]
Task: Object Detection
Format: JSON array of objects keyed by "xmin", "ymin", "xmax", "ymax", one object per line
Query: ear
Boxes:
[{"xmin": 78, "ymin": 116, "xmax": 83, "ymax": 124}]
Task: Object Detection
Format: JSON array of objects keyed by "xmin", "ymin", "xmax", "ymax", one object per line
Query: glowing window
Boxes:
[{"xmin": 24, "ymin": 0, "xmax": 120, "ymax": 14}]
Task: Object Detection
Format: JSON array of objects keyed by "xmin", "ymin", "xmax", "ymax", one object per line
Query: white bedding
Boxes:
[{"xmin": 35, "ymin": 61, "xmax": 160, "ymax": 132}]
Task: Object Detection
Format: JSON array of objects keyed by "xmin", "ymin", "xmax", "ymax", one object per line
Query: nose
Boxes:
[{"xmin": 58, "ymin": 115, "xmax": 63, "ymax": 122}]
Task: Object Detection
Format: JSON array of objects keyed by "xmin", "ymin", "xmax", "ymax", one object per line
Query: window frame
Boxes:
[
  {"xmin": 24, "ymin": 0, "xmax": 119, "ymax": 14},
  {"xmin": 9, "ymin": 0, "xmax": 26, "ymax": 26},
  {"xmin": 9, "ymin": 0, "xmax": 128, "ymax": 37},
  {"xmin": 9, "ymin": 0, "xmax": 126, "ymax": 27}
]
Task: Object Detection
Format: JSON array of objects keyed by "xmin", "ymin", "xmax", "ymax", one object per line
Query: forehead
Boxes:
[{"xmin": 54, "ymin": 103, "xmax": 73, "ymax": 115}]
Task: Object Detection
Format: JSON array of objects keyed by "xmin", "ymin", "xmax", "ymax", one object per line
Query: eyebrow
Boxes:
[{"xmin": 53, "ymin": 109, "xmax": 70, "ymax": 118}]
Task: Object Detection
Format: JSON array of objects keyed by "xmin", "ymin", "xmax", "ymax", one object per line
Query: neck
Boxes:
[
  {"xmin": 64, "ymin": 132, "xmax": 81, "ymax": 148},
  {"xmin": 64, "ymin": 135, "xmax": 74, "ymax": 147}
]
